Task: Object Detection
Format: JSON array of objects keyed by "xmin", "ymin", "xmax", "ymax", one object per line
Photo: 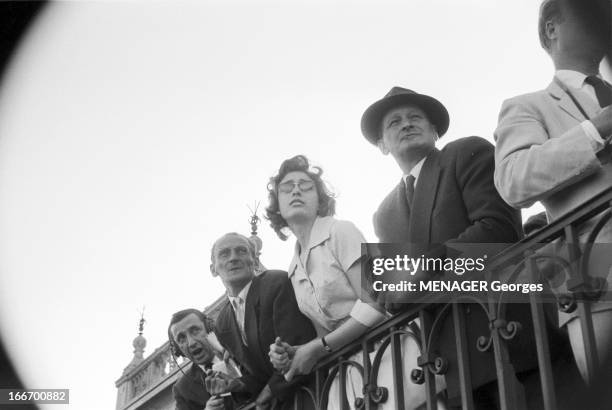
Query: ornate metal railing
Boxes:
[
  {"xmin": 293, "ymin": 187, "xmax": 612, "ymax": 410},
  {"xmin": 116, "ymin": 188, "xmax": 612, "ymax": 410}
]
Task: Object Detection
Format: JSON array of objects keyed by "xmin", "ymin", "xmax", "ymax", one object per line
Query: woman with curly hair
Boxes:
[{"xmin": 265, "ymin": 154, "xmax": 387, "ymax": 382}]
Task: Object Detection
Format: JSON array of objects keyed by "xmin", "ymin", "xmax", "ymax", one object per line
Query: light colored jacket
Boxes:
[{"xmin": 494, "ymin": 79, "xmax": 612, "ymax": 222}]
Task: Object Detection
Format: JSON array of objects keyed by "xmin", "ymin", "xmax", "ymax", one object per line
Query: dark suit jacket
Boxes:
[
  {"xmin": 215, "ymin": 270, "xmax": 317, "ymax": 407},
  {"xmin": 374, "ymin": 136, "xmax": 522, "ymax": 245},
  {"xmin": 173, "ymin": 364, "xmax": 212, "ymax": 410},
  {"xmin": 373, "ymin": 136, "xmax": 538, "ymax": 404}
]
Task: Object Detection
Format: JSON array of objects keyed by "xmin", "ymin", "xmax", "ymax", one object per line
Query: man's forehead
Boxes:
[
  {"xmin": 214, "ymin": 234, "xmax": 251, "ymax": 252},
  {"xmin": 384, "ymin": 104, "xmax": 426, "ymax": 118},
  {"xmin": 171, "ymin": 313, "xmax": 205, "ymax": 334}
]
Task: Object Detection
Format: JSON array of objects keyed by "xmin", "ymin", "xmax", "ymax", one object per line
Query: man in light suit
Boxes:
[
  {"xmin": 494, "ymin": 0, "xmax": 612, "ymax": 381},
  {"xmin": 210, "ymin": 232, "xmax": 316, "ymax": 410},
  {"xmin": 361, "ymin": 87, "xmax": 538, "ymax": 409}
]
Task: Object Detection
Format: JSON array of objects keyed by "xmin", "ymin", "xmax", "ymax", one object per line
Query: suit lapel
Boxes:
[
  {"xmin": 409, "ymin": 150, "xmax": 441, "ymax": 243},
  {"xmin": 186, "ymin": 364, "xmax": 210, "ymax": 403},
  {"xmin": 216, "ymin": 302, "xmax": 249, "ymax": 367},
  {"xmin": 548, "ymin": 80, "xmax": 600, "ymax": 122},
  {"xmin": 388, "ymin": 180, "xmax": 411, "ymax": 242},
  {"xmin": 244, "ymin": 276, "xmax": 263, "ymax": 365}
]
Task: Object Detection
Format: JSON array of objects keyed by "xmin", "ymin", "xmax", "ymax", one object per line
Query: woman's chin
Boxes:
[{"xmin": 283, "ymin": 211, "xmax": 316, "ymax": 226}]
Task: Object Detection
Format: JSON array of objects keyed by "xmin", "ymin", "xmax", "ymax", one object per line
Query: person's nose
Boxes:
[
  {"xmin": 187, "ymin": 334, "xmax": 198, "ymax": 348},
  {"xmin": 290, "ymin": 184, "xmax": 302, "ymax": 195},
  {"xmin": 228, "ymin": 248, "xmax": 241, "ymax": 261},
  {"xmin": 401, "ymin": 117, "xmax": 414, "ymax": 130}
]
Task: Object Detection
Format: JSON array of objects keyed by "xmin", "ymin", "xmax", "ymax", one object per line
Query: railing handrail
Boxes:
[
  {"xmin": 490, "ymin": 186, "xmax": 612, "ymax": 271},
  {"xmin": 117, "ymin": 186, "xmax": 612, "ymax": 409},
  {"xmin": 315, "ymin": 297, "xmax": 448, "ymax": 370},
  {"xmin": 313, "ymin": 186, "xmax": 612, "ymax": 373}
]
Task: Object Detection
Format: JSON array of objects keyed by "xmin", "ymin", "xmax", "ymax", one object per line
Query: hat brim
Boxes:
[{"xmin": 360, "ymin": 93, "xmax": 450, "ymax": 145}]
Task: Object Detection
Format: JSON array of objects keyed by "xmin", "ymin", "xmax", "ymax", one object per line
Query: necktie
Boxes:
[
  {"xmin": 405, "ymin": 175, "xmax": 416, "ymax": 207},
  {"xmin": 585, "ymin": 75, "xmax": 612, "ymax": 108},
  {"xmin": 232, "ymin": 297, "xmax": 247, "ymax": 346}
]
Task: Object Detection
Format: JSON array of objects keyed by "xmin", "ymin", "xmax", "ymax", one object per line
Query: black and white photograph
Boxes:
[{"xmin": 0, "ymin": 1, "xmax": 611, "ymax": 409}]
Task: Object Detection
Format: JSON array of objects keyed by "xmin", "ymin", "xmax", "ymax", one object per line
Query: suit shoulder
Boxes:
[
  {"xmin": 329, "ymin": 218, "xmax": 364, "ymax": 238},
  {"xmin": 173, "ymin": 365, "xmax": 199, "ymax": 395},
  {"xmin": 442, "ymin": 136, "xmax": 493, "ymax": 156},
  {"xmin": 174, "ymin": 371, "xmax": 190, "ymax": 393},
  {"xmin": 214, "ymin": 299, "xmax": 232, "ymax": 325},
  {"xmin": 374, "ymin": 181, "xmax": 403, "ymax": 229},
  {"xmin": 499, "ymin": 89, "xmax": 549, "ymax": 112},
  {"xmin": 173, "ymin": 366, "xmax": 209, "ymax": 410},
  {"xmin": 257, "ymin": 270, "xmax": 290, "ymax": 287},
  {"xmin": 376, "ymin": 181, "xmax": 401, "ymax": 211},
  {"xmin": 504, "ymin": 89, "xmax": 547, "ymax": 101}
]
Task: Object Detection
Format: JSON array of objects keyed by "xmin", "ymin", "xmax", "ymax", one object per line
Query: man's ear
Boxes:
[
  {"xmin": 377, "ymin": 138, "xmax": 390, "ymax": 155},
  {"xmin": 545, "ymin": 20, "xmax": 558, "ymax": 43},
  {"xmin": 210, "ymin": 263, "xmax": 218, "ymax": 277}
]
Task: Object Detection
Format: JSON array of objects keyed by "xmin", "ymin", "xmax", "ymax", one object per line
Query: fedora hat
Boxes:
[{"xmin": 360, "ymin": 86, "xmax": 450, "ymax": 145}]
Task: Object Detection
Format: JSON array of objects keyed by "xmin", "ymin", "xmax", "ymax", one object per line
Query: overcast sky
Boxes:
[{"xmin": 0, "ymin": 0, "xmax": 581, "ymax": 408}]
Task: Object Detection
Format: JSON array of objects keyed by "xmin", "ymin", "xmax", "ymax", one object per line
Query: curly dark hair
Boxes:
[{"xmin": 265, "ymin": 155, "xmax": 336, "ymax": 240}]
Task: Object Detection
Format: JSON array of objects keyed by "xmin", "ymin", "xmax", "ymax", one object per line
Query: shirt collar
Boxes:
[
  {"xmin": 287, "ymin": 216, "xmax": 334, "ymax": 278},
  {"xmin": 402, "ymin": 155, "xmax": 427, "ymax": 186},
  {"xmin": 228, "ymin": 280, "xmax": 252, "ymax": 305},
  {"xmin": 556, "ymin": 69, "xmax": 595, "ymax": 89},
  {"xmin": 306, "ymin": 216, "xmax": 334, "ymax": 249}
]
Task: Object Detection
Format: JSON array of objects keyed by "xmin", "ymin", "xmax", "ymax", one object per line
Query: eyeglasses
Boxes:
[{"xmin": 278, "ymin": 179, "xmax": 315, "ymax": 194}]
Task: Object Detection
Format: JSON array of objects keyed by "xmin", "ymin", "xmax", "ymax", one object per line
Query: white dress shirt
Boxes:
[
  {"xmin": 228, "ymin": 281, "xmax": 252, "ymax": 346},
  {"xmin": 402, "ymin": 155, "xmax": 427, "ymax": 187}
]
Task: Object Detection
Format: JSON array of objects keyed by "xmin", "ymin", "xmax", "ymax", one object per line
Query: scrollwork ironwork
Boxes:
[{"xmin": 410, "ymin": 368, "xmax": 425, "ymax": 385}]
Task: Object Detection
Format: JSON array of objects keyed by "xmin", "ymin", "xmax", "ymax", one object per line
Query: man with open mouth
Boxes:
[{"xmin": 168, "ymin": 308, "xmax": 230, "ymax": 410}]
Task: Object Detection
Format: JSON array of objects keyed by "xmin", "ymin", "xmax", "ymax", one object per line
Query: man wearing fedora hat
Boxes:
[
  {"xmin": 361, "ymin": 86, "xmax": 522, "ymax": 247},
  {"xmin": 361, "ymin": 87, "xmax": 537, "ymax": 408}
]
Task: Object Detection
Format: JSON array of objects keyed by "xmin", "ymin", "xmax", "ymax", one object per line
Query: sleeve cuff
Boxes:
[
  {"xmin": 350, "ymin": 300, "xmax": 387, "ymax": 327},
  {"xmin": 581, "ymin": 120, "xmax": 605, "ymax": 150}
]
